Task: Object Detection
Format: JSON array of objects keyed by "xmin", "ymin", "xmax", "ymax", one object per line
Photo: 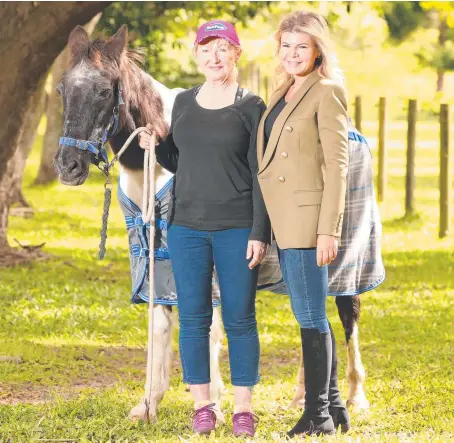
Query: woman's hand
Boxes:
[
  {"xmin": 138, "ymin": 123, "xmax": 155, "ymax": 150},
  {"xmin": 316, "ymin": 234, "xmax": 338, "ymax": 267},
  {"xmin": 246, "ymin": 240, "xmax": 267, "ymax": 269}
]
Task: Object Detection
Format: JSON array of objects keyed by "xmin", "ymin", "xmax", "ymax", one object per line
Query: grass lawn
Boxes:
[{"xmin": 0, "ymin": 122, "xmax": 453, "ymax": 442}]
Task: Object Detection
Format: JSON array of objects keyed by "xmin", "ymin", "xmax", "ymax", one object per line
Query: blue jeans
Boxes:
[
  {"xmin": 167, "ymin": 224, "xmax": 260, "ymax": 386},
  {"xmin": 279, "ymin": 248, "xmax": 329, "ymax": 333}
]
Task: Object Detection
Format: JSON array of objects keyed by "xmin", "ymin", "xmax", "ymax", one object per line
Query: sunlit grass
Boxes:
[{"xmin": 0, "ymin": 122, "xmax": 453, "ymax": 441}]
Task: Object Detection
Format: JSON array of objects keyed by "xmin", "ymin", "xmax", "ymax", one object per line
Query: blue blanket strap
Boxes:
[
  {"xmin": 125, "ymin": 216, "xmax": 167, "ymax": 231},
  {"xmin": 154, "ymin": 248, "xmax": 170, "ymax": 259},
  {"xmin": 348, "ymin": 131, "xmax": 367, "ymax": 144},
  {"xmin": 131, "ymin": 244, "xmax": 149, "ymax": 257},
  {"xmin": 131, "ymin": 244, "xmax": 170, "ymax": 259}
]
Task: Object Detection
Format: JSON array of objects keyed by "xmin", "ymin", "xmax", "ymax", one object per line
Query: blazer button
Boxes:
[
  {"xmin": 281, "ymin": 152, "xmax": 288, "ymax": 158},
  {"xmin": 285, "ymin": 125, "xmax": 293, "ymax": 132},
  {"xmin": 278, "ymin": 176, "xmax": 285, "ymax": 183}
]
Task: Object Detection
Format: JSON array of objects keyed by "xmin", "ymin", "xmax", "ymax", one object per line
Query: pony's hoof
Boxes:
[
  {"xmin": 212, "ymin": 403, "xmax": 226, "ymax": 425},
  {"xmin": 288, "ymin": 396, "xmax": 305, "ymax": 409},
  {"xmin": 129, "ymin": 402, "xmax": 157, "ymax": 423},
  {"xmin": 347, "ymin": 394, "xmax": 370, "ymax": 413}
]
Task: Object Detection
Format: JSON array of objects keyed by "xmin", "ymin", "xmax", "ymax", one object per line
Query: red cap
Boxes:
[{"xmin": 195, "ymin": 20, "xmax": 240, "ymax": 46}]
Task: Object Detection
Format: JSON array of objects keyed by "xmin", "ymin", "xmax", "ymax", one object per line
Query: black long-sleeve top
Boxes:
[{"xmin": 155, "ymin": 86, "xmax": 271, "ymax": 243}]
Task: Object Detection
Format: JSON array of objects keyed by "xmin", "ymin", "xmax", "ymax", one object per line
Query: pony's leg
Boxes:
[
  {"xmin": 288, "ymin": 352, "xmax": 305, "ymax": 408},
  {"xmin": 209, "ymin": 307, "xmax": 226, "ymax": 422},
  {"xmin": 336, "ymin": 295, "xmax": 369, "ymax": 411},
  {"xmin": 129, "ymin": 304, "xmax": 173, "ymax": 422}
]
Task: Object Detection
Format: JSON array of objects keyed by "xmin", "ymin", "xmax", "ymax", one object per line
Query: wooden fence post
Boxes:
[
  {"xmin": 238, "ymin": 66, "xmax": 244, "ymax": 87},
  {"xmin": 406, "ymin": 99, "xmax": 417, "ymax": 215},
  {"xmin": 251, "ymin": 65, "xmax": 260, "ymax": 96},
  {"xmin": 377, "ymin": 97, "xmax": 387, "ymax": 202},
  {"xmin": 247, "ymin": 65, "xmax": 253, "ymax": 93},
  {"xmin": 355, "ymin": 95, "xmax": 362, "ymax": 133},
  {"xmin": 439, "ymin": 104, "xmax": 451, "ymax": 238},
  {"xmin": 264, "ymin": 76, "xmax": 269, "ymax": 104}
]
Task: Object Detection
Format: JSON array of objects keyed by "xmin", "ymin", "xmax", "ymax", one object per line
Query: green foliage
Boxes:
[
  {"xmin": 412, "ymin": 91, "xmax": 445, "ymax": 119},
  {"xmin": 421, "ymin": 1, "xmax": 454, "ymax": 27},
  {"xmin": 379, "ymin": 2, "xmax": 425, "ymax": 42},
  {"xmin": 333, "ymin": 2, "xmax": 388, "ymax": 51},
  {"xmin": 376, "ymin": 1, "xmax": 454, "ymax": 91},
  {"xmin": 97, "ymin": 1, "xmax": 269, "ymax": 88},
  {"xmin": 416, "ymin": 40, "xmax": 454, "ymax": 71}
]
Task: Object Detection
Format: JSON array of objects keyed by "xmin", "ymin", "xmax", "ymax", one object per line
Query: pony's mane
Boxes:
[{"xmin": 70, "ymin": 38, "xmax": 168, "ymax": 139}]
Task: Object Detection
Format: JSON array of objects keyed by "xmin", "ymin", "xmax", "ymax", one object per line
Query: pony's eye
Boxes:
[
  {"xmin": 99, "ymin": 88, "xmax": 111, "ymax": 98},
  {"xmin": 56, "ymin": 83, "xmax": 63, "ymax": 96}
]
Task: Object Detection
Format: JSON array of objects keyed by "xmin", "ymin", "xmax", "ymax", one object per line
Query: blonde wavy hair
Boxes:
[{"xmin": 274, "ymin": 11, "xmax": 343, "ymax": 90}]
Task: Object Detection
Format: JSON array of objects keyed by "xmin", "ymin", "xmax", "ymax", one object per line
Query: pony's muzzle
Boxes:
[{"xmin": 54, "ymin": 146, "xmax": 89, "ymax": 186}]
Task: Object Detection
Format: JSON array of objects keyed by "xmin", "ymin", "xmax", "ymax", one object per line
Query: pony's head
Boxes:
[{"xmin": 54, "ymin": 25, "xmax": 168, "ymax": 185}]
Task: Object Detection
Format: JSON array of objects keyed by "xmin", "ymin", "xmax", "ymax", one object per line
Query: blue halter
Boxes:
[{"xmin": 59, "ymin": 82, "xmax": 125, "ymax": 175}]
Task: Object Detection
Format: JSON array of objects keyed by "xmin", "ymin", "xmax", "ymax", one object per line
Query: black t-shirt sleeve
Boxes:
[
  {"xmin": 155, "ymin": 92, "xmax": 184, "ymax": 173},
  {"xmin": 247, "ymin": 97, "xmax": 272, "ymax": 244}
]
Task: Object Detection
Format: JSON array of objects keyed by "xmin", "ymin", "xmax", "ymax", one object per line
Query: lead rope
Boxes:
[
  {"xmin": 142, "ymin": 134, "xmax": 156, "ymax": 421},
  {"xmin": 98, "ymin": 128, "xmax": 156, "ymax": 259},
  {"xmin": 98, "ymin": 127, "xmax": 157, "ymax": 422},
  {"xmin": 98, "ymin": 180, "xmax": 112, "ymax": 260}
]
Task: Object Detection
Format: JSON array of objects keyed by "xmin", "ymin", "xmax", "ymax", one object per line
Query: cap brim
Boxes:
[{"xmin": 195, "ymin": 34, "xmax": 239, "ymax": 46}]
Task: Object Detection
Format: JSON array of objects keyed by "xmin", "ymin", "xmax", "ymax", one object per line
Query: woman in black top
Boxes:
[{"xmin": 139, "ymin": 21, "xmax": 269, "ymax": 438}]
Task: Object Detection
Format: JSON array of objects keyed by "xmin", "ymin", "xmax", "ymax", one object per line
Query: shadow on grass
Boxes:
[
  {"xmin": 382, "ymin": 211, "xmax": 424, "ymax": 231},
  {"xmin": 19, "ymin": 206, "xmax": 126, "ymax": 236},
  {"xmin": 381, "ymin": 249, "xmax": 454, "ymax": 290}
]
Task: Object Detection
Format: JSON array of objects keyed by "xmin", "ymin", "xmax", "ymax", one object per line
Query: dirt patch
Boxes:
[
  {"xmin": 0, "ymin": 245, "xmax": 50, "ymax": 267},
  {"xmin": 0, "ymin": 346, "xmax": 182, "ymax": 406}
]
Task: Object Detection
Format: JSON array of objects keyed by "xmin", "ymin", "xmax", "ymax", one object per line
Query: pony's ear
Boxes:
[
  {"xmin": 68, "ymin": 26, "xmax": 90, "ymax": 61},
  {"xmin": 106, "ymin": 25, "xmax": 128, "ymax": 60}
]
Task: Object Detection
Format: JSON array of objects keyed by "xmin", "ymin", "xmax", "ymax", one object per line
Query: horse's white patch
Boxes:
[
  {"xmin": 70, "ymin": 62, "xmax": 104, "ymax": 85},
  {"xmin": 346, "ymin": 323, "xmax": 370, "ymax": 411},
  {"xmin": 151, "ymin": 78, "xmax": 184, "ymax": 123},
  {"xmin": 119, "ymin": 77, "xmax": 181, "ymax": 199},
  {"xmin": 288, "ymin": 353, "xmax": 305, "ymax": 408},
  {"xmin": 119, "ymin": 165, "xmax": 173, "ymax": 206}
]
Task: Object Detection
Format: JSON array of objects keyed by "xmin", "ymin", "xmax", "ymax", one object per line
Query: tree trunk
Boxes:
[
  {"xmin": 33, "ymin": 49, "xmax": 67, "ymax": 186},
  {"xmin": 0, "ymin": 2, "xmax": 110, "ymax": 262},
  {"xmin": 0, "ymin": 153, "xmax": 19, "ymax": 249},
  {"xmin": 34, "ymin": 13, "xmax": 102, "ymax": 185},
  {"xmin": 437, "ymin": 70, "xmax": 444, "ymax": 92},
  {"xmin": 436, "ymin": 14, "xmax": 447, "ymax": 92},
  {"xmin": 12, "ymin": 76, "xmax": 48, "ymax": 207}
]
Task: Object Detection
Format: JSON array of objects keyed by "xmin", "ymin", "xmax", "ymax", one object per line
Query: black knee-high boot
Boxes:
[
  {"xmin": 287, "ymin": 328, "xmax": 335, "ymax": 437},
  {"xmin": 328, "ymin": 322, "xmax": 350, "ymax": 433}
]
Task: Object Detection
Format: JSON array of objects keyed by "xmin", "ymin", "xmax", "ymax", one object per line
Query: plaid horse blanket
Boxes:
[
  {"xmin": 117, "ymin": 180, "xmax": 222, "ymax": 305},
  {"xmin": 326, "ymin": 121, "xmax": 385, "ymax": 295},
  {"xmin": 119, "ymin": 122, "xmax": 384, "ymax": 304}
]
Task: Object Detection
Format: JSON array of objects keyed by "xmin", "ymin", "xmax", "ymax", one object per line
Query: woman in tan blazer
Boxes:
[{"xmin": 257, "ymin": 11, "xmax": 349, "ymax": 437}]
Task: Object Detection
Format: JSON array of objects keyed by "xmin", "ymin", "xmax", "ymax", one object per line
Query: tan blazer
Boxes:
[{"xmin": 257, "ymin": 70, "xmax": 349, "ymax": 249}]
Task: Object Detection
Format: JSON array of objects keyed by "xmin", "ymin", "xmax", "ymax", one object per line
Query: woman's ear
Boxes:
[{"xmin": 235, "ymin": 46, "xmax": 243, "ymax": 62}]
